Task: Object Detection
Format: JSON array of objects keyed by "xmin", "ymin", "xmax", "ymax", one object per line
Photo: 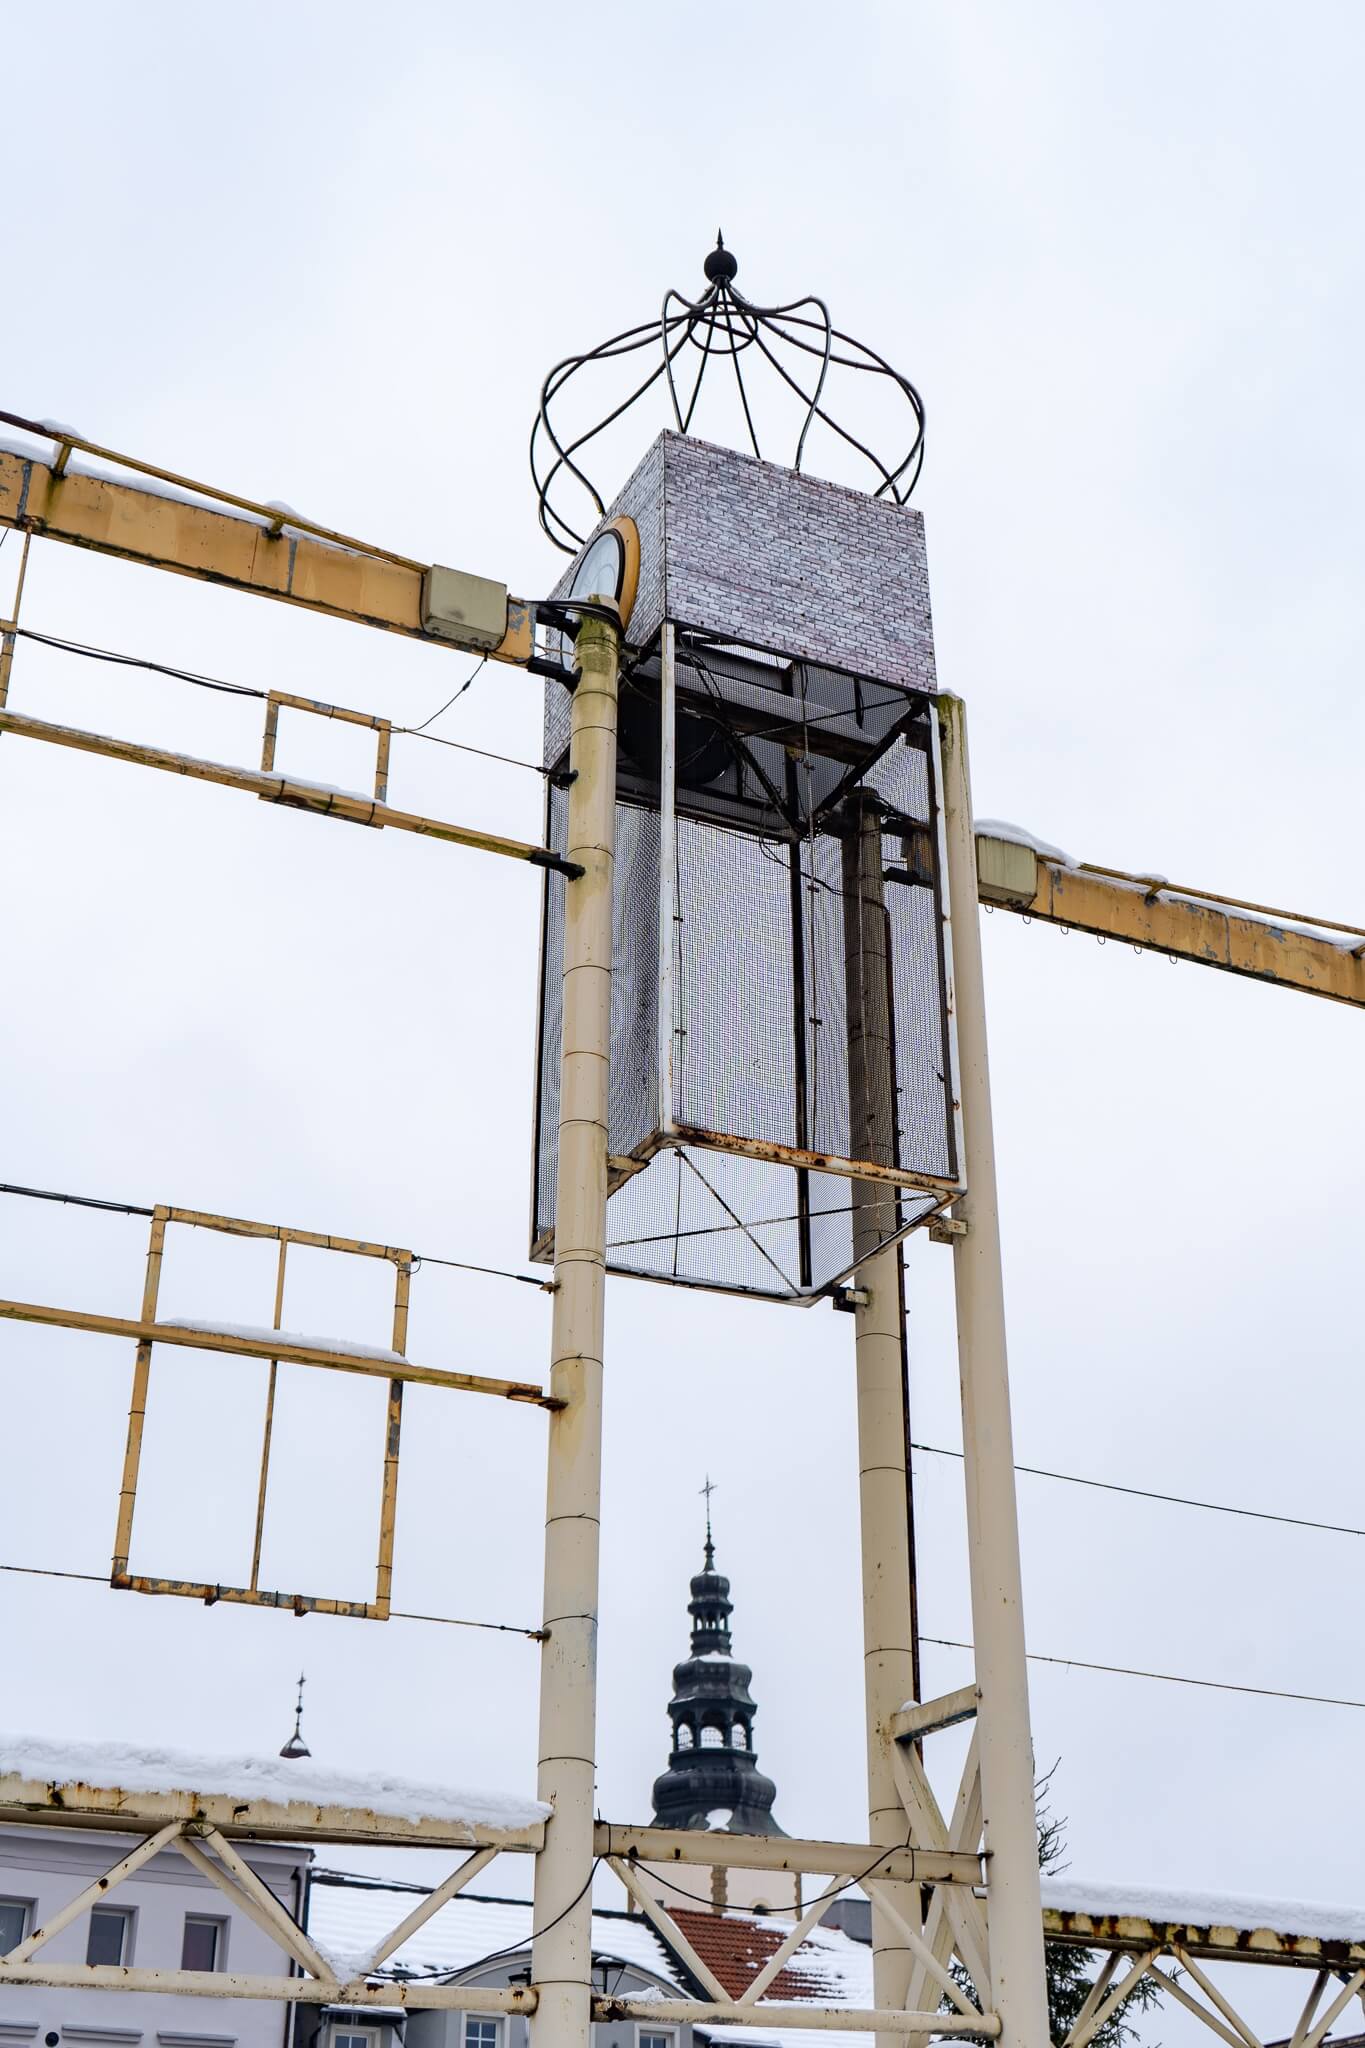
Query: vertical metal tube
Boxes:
[
  {"xmin": 111, "ymin": 1205, "xmax": 169, "ymax": 1580},
  {"xmin": 842, "ymin": 799, "xmax": 918, "ymax": 2043},
  {"xmin": 657, "ymin": 624, "xmax": 678, "ymax": 1136},
  {"xmin": 531, "ymin": 612, "xmax": 619, "ymax": 2048},
  {"xmin": 937, "ymin": 692, "xmax": 1050, "ymax": 2048},
  {"xmin": 0, "ymin": 533, "xmax": 32, "ymax": 718}
]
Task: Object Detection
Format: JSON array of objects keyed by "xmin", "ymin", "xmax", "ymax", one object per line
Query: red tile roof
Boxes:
[{"xmin": 668, "ymin": 1908, "xmax": 843, "ymax": 2002}]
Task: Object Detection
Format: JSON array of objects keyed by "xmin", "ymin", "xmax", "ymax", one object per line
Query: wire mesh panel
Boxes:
[{"xmin": 531, "ymin": 624, "xmax": 960, "ymax": 1303}]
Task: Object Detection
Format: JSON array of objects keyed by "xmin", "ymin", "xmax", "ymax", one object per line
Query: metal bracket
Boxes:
[
  {"xmin": 929, "ymin": 1216, "xmax": 968, "ymax": 1244},
  {"xmin": 831, "ymin": 1284, "xmax": 871, "ymax": 1313}
]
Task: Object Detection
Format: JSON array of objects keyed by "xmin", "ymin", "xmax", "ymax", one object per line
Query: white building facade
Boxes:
[{"xmin": 0, "ymin": 1825, "xmax": 308, "ymax": 2048}]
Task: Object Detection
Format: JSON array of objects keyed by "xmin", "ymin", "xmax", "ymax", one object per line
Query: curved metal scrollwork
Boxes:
[{"xmin": 531, "ymin": 236, "xmax": 927, "ymax": 554}]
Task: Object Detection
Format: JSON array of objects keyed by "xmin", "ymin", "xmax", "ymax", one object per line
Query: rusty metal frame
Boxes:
[
  {"xmin": 109, "ymin": 1203, "xmax": 411, "ymax": 1618},
  {"xmin": 0, "ymin": 1198, "xmax": 559, "ymax": 1621},
  {"xmin": 259, "ymin": 688, "xmax": 393, "ymax": 810}
]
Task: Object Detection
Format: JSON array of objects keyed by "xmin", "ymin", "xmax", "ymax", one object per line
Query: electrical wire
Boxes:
[
  {"xmin": 635, "ymin": 1832, "xmax": 917, "ymax": 1917},
  {"xmin": 11, "ymin": 626, "xmax": 266, "ymax": 699},
  {"xmin": 399, "ymin": 657, "xmax": 487, "ymax": 735},
  {"xmin": 0, "ymin": 1561, "xmax": 541, "ymax": 1637},
  {"xmin": 920, "ymin": 1636, "xmax": 1365, "ymax": 1715},
  {"xmin": 910, "ymin": 1440, "xmax": 1365, "ymax": 1544},
  {"xmin": 0, "ymin": 1178, "xmax": 551, "ymax": 1291},
  {"xmin": 6, "ymin": 1554, "xmax": 1365, "ymax": 1711}
]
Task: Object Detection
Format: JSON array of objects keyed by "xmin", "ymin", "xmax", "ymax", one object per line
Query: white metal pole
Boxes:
[
  {"xmin": 657, "ymin": 622, "xmax": 678, "ymax": 1135},
  {"xmin": 937, "ymin": 692, "xmax": 1050, "ymax": 2048},
  {"xmin": 531, "ymin": 611, "xmax": 620, "ymax": 2048},
  {"xmin": 843, "ymin": 799, "xmax": 919, "ymax": 2042}
]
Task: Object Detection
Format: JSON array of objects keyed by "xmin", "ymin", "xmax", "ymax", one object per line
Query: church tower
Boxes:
[{"xmin": 650, "ymin": 1508, "xmax": 784, "ymax": 1835}]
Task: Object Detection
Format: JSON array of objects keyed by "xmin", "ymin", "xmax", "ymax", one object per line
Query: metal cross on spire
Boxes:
[
  {"xmin": 700, "ymin": 1475, "xmax": 717, "ymax": 1567},
  {"xmin": 279, "ymin": 1671, "xmax": 310, "ymax": 1760}
]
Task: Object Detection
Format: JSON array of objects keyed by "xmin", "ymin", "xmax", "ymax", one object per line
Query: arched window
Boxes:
[
  {"xmin": 700, "ymin": 1722, "xmax": 725, "ymax": 1749},
  {"xmin": 731, "ymin": 1724, "xmax": 749, "ymax": 1749},
  {"xmin": 676, "ymin": 1723, "xmax": 694, "ymax": 1750}
]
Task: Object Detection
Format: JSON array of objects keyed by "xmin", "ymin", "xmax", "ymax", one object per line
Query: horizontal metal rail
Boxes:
[
  {"xmin": 1042, "ymin": 1906, "xmax": 1365, "ymax": 1971},
  {"xmin": 593, "ymin": 1820, "xmax": 983, "ymax": 1887},
  {"xmin": 892, "ymin": 1684, "xmax": 980, "ymax": 1743},
  {"xmin": 0, "ymin": 1295, "xmax": 558, "ymax": 1406},
  {"xmin": 0, "ymin": 1777, "xmax": 546, "ymax": 1850},
  {"xmin": 0, "ymin": 440, "xmax": 535, "ymax": 665},
  {"xmin": 0, "ymin": 708, "xmax": 578, "ymax": 875},
  {"xmin": 0, "ymin": 1961, "xmax": 536, "ymax": 2011},
  {"xmin": 593, "ymin": 1995, "xmax": 999, "ymax": 2036},
  {"xmin": 978, "ymin": 833, "xmax": 1365, "ymax": 1008}
]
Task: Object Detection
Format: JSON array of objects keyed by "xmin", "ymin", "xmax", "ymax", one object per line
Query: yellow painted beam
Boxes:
[
  {"xmin": 977, "ymin": 834, "xmax": 1365, "ymax": 1009},
  {"xmin": 0, "ymin": 446, "xmax": 534, "ymax": 664},
  {"xmin": 0, "ymin": 1294, "xmax": 557, "ymax": 1407},
  {"xmin": 0, "ymin": 1776, "xmax": 545, "ymax": 1851},
  {"xmin": 0, "ymin": 707, "xmax": 577, "ymax": 875}
]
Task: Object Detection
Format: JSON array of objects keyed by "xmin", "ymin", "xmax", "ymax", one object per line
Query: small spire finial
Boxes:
[
  {"xmin": 279, "ymin": 1672, "xmax": 310, "ymax": 1761},
  {"xmin": 700, "ymin": 1475, "xmax": 717, "ymax": 1566}
]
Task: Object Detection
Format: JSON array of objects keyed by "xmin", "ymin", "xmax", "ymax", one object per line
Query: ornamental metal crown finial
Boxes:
[{"xmin": 530, "ymin": 236, "xmax": 926, "ymax": 553}]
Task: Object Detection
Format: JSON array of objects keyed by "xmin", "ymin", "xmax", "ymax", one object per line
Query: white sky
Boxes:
[{"xmin": 2, "ymin": 3, "xmax": 1363, "ymax": 2038}]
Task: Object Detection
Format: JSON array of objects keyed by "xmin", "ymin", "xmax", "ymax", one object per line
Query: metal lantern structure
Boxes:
[{"xmin": 530, "ymin": 431, "xmax": 962, "ymax": 1300}]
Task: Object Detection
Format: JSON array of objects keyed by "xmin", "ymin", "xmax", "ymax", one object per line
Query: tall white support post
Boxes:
[
  {"xmin": 937, "ymin": 693, "xmax": 1050, "ymax": 2048},
  {"xmin": 532, "ymin": 612, "xmax": 620, "ymax": 2048},
  {"xmin": 844, "ymin": 798, "xmax": 919, "ymax": 2043}
]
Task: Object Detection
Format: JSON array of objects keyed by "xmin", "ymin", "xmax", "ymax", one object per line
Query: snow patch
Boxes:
[
  {"xmin": 705, "ymin": 1808, "xmax": 734, "ymax": 1829},
  {"xmin": 0, "ymin": 434, "xmax": 361, "ymax": 557},
  {"xmin": 975, "ymin": 818, "xmax": 1078, "ymax": 868},
  {"xmin": 162, "ymin": 1319, "xmax": 402, "ymax": 1363},
  {"xmin": 0, "ymin": 1732, "xmax": 549, "ymax": 1833}
]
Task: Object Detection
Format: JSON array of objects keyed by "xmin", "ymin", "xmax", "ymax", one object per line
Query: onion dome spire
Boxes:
[{"xmin": 650, "ymin": 1489, "xmax": 784, "ymax": 1837}]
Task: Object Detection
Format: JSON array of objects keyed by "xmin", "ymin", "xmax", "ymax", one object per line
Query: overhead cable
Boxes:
[{"xmin": 911, "ymin": 1440, "xmax": 1365, "ymax": 1544}]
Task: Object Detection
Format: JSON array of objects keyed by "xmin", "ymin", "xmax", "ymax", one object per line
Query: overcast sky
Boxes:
[{"xmin": 2, "ymin": 3, "xmax": 1363, "ymax": 2038}]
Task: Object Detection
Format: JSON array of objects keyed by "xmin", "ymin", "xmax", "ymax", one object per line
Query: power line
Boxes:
[
  {"xmin": 0, "ymin": 1561, "xmax": 540, "ymax": 1638},
  {"xmin": 911, "ymin": 1440, "xmax": 1365, "ymax": 1544},
  {"xmin": 8, "ymin": 629, "xmax": 544, "ymax": 775},
  {"xmin": 5, "ymin": 1566, "xmax": 1362, "ymax": 1711},
  {"xmin": 921, "ymin": 1636, "xmax": 1365, "ymax": 1715},
  {"xmin": 0, "ymin": 1177, "xmax": 549, "ymax": 1292}
]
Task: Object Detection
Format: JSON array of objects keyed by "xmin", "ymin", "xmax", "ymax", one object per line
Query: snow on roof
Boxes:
[
  {"xmin": 1042, "ymin": 1876, "xmax": 1365, "ymax": 1944},
  {"xmin": 0, "ymin": 1733, "xmax": 548, "ymax": 1835},
  {"xmin": 306, "ymin": 1878, "xmax": 682, "ymax": 1987},
  {"xmin": 668, "ymin": 1907, "xmax": 875, "ymax": 2048}
]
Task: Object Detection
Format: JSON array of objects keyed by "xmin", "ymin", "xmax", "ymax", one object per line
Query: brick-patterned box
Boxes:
[{"xmin": 551, "ymin": 431, "xmax": 936, "ymax": 694}]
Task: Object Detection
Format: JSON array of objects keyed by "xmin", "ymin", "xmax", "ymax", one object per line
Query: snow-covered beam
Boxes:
[
  {"xmin": 1042, "ymin": 1880, "xmax": 1365, "ymax": 1970},
  {"xmin": 977, "ymin": 827, "xmax": 1365, "ymax": 1009},
  {"xmin": 0, "ymin": 1738, "xmax": 549, "ymax": 1852},
  {"xmin": 0, "ymin": 430, "xmax": 534, "ymax": 665}
]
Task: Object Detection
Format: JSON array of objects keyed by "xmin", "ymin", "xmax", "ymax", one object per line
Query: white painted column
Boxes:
[
  {"xmin": 937, "ymin": 693, "xmax": 1049, "ymax": 2048},
  {"xmin": 531, "ymin": 613, "xmax": 619, "ymax": 2048}
]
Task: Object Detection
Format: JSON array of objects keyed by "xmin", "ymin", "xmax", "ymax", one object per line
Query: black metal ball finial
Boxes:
[{"xmin": 703, "ymin": 232, "xmax": 738, "ymax": 285}]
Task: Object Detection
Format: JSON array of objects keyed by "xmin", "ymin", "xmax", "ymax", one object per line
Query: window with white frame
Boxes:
[
  {"xmin": 332, "ymin": 2029, "xmax": 380, "ymax": 2048},
  {"xmin": 463, "ymin": 2021, "xmax": 502, "ymax": 2048},
  {"xmin": 639, "ymin": 2029, "xmax": 678, "ymax": 2048},
  {"xmin": 87, "ymin": 1906, "xmax": 133, "ymax": 1966},
  {"xmin": 0, "ymin": 1898, "xmax": 30, "ymax": 1954},
  {"xmin": 182, "ymin": 1914, "xmax": 227, "ymax": 1971}
]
